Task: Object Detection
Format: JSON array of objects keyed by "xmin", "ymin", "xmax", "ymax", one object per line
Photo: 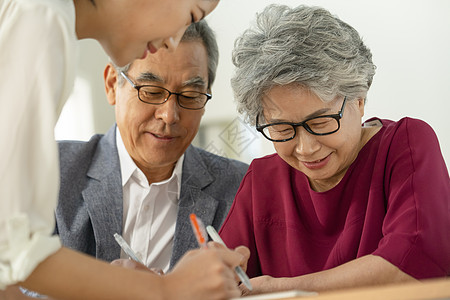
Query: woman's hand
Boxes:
[
  {"xmin": 240, "ymin": 275, "xmax": 278, "ymax": 296},
  {"xmin": 242, "ymin": 255, "xmax": 418, "ymax": 295}
]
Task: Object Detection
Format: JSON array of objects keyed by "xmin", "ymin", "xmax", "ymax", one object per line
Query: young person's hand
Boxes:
[
  {"xmin": 110, "ymin": 259, "xmax": 164, "ymax": 275},
  {"xmin": 162, "ymin": 247, "xmax": 247, "ymax": 300}
]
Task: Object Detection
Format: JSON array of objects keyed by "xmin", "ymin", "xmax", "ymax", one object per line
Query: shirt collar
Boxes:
[{"xmin": 116, "ymin": 127, "xmax": 137, "ymax": 187}]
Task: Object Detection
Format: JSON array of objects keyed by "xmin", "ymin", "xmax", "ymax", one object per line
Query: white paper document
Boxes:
[{"xmin": 232, "ymin": 290, "xmax": 318, "ymax": 300}]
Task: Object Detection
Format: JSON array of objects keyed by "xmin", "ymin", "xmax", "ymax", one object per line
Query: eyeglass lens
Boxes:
[
  {"xmin": 263, "ymin": 117, "xmax": 339, "ymax": 141},
  {"xmin": 138, "ymin": 86, "xmax": 207, "ymax": 109}
]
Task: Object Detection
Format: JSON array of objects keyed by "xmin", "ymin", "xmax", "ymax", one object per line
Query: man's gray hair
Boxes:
[
  {"xmin": 231, "ymin": 4, "xmax": 376, "ymax": 125},
  {"xmin": 115, "ymin": 20, "xmax": 218, "ymax": 89}
]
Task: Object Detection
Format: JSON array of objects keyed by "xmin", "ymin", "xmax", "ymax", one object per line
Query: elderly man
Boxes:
[{"xmin": 55, "ymin": 21, "xmax": 248, "ymax": 272}]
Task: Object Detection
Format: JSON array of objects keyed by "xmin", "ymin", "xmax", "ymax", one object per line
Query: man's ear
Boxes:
[{"xmin": 104, "ymin": 63, "xmax": 118, "ymax": 106}]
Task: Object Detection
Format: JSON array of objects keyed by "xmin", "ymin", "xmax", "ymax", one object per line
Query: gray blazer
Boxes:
[{"xmin": 55, "ymin": 125, "xmax": 248, "ymax": 269}]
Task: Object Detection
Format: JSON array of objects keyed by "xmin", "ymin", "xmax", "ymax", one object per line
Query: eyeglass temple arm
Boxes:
[
  {"xmin": 120, "ymin": 71, "xmax": 136, "ymax": 88},
  {"xmin": 339, "ymin": 96, "xmax": 347, "ymax": 117}
]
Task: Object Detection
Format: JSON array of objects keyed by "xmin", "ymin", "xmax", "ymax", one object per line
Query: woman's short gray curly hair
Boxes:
[{"xmin": 231, "ymin": 4, "xmax": 376, "ymax": 125}]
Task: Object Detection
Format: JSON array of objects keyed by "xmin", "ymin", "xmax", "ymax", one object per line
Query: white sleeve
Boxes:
[{"xmin": 0, "ymin": 0, "xmax": 77, "ymax": 288}]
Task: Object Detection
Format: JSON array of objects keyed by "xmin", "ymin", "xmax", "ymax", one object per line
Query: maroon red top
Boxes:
[{"xmin": 220, "ymin": 118, "xmax": 450, "ymax": 279}]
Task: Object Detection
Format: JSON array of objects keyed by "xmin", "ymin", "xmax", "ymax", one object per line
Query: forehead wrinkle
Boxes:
[{"xmin": 136, "ymin": 72, "xmax": 164, "ymax": 84}]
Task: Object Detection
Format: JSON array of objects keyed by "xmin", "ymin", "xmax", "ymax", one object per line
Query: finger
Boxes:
[
  {"xmin": 149, "ymin": 268, "xmax": 164, "ymax": 276},
  {"xmin": 207, "ymin": 241, "xmax": 227, "ymax": 250},
  {"xmin": 219, "ymin": 260, "xmax": 245, "ymax": 291},
  {"xmin": 234, "ymin": 246, "xmax": 250, "ymax": 260},
  {"xmin": 234, "ymin": 245, "xmax": 250, "ymax": 271},
  {"xmin": 212, "ymin": 247, "xmax": 245, "ymax": 269},
  {"xmin": 110, "ymin": 259, "xmax": 127, "ymax": 267},
  {"xmin": 111, "ymin": 258, "xmax": 148, "ymax": 271},
  {"xmin": 227, "ymin": 282, "xmax": 242, "ymax": 299},
  {"xmin": 222, "ymin": 271, "xmax": 242, "ymax": 299},
  {"xmin": 239, "ymin": 282, "xmax": 252, "ymax": 297}
]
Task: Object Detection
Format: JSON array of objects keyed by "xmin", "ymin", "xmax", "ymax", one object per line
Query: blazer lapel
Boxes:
[
  {"xmin": 169, "ymin": 146, "xmax": 219, "ymax": 269},
  {"xmin": 82, "ymin": 126, "xmax": 123, "ymax": 262}
]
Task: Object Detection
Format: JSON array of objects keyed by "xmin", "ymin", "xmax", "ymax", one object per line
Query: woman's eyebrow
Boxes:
[
  {"xmin": 303, "ymin": 108, "xmax": 331, "ymax": 120},
  {"xmin": 266, "ymin": 108, "xmax": 331, "ymax": 123}
]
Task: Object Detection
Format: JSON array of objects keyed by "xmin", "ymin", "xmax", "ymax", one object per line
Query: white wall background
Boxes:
[{"xmin": 56, "ymin": 0, "xmax": 450, "ymax": 169}]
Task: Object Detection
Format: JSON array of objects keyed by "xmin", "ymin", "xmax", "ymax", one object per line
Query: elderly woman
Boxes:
[{"xmin": 219, "ymin": 4, "xmax": 450, "ymax": 295}]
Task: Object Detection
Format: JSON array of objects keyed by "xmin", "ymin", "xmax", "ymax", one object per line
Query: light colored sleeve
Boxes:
[{"xmin": 0, "ymin": 0, "xmax": 77, "ymax": 288}]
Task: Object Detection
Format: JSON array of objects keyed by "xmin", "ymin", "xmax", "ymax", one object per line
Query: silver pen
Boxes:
[
  {"xmin": 206, "ymin": 225, "xmax": 253, "ymax": 291},
  {"xmin": 113, "ymin": 233, "xmax": 145, "ymax": 265}
]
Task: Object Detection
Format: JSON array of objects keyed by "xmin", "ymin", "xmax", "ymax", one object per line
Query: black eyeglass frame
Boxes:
[
  {"xmin": 256, "ymin": 96, "xmax": 348, "ymax": 142},
  {"xmin": 120, "ymin": 71, "xmax": 212, "ymax": 110}
]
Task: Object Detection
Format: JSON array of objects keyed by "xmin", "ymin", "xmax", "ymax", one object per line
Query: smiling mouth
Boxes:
[
  {"xmin": 302, "ymin": 154, "xmax": 331, "ymax": 169},
  {"xmin": 151, "ymin": 132, "xmax": 174, "ymax": 140},
  {"xmin": 308, "ymin": 157, "xmax": 327, "ymax": 163}
]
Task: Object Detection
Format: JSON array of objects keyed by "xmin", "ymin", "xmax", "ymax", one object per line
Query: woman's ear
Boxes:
[
  {"xmin": 358, "ymin": 97, "xmax": 365, "ymax": 117},
  {"xmin": 104, "ymin": 63, "xmax": 118, "ymax": 106}
]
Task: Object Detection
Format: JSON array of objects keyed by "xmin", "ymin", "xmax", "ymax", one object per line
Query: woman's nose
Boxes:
[
  {"xmin": 294, "ymin": 127, "xmax": 321, "ymax": 156},
  {"xmin": 163, "ymin": 27, "xmax": 186, "ymax": 52}
]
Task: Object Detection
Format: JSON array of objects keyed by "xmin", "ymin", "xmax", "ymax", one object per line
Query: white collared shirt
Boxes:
[{"xmin": 116, "ymin": 128, "xmax": 183, "ymax": 272}]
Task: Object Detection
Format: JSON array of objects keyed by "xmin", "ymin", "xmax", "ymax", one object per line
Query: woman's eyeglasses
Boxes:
[{"xmin": 256, "ymin": 96, "xmax": 347, "ymax": 142}]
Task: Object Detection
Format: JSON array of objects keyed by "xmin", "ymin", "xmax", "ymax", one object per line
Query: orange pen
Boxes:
[{"xmin": 190, "ymin": 213, "xmax": 208, "ymax": 248}]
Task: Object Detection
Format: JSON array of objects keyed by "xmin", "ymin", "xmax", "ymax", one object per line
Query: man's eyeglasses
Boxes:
[
  {"xmin": 256, "ymin": 96, "xmax": 347, "ymax": 142},
  {"xmin": 120, "ymin": 71, "xmax": 211, "ymax": 110}
]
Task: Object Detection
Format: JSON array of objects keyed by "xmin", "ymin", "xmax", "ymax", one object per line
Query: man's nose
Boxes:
[{"xmin": 154, "ymin": 95, "xmax": 180, "ymax": 124}]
